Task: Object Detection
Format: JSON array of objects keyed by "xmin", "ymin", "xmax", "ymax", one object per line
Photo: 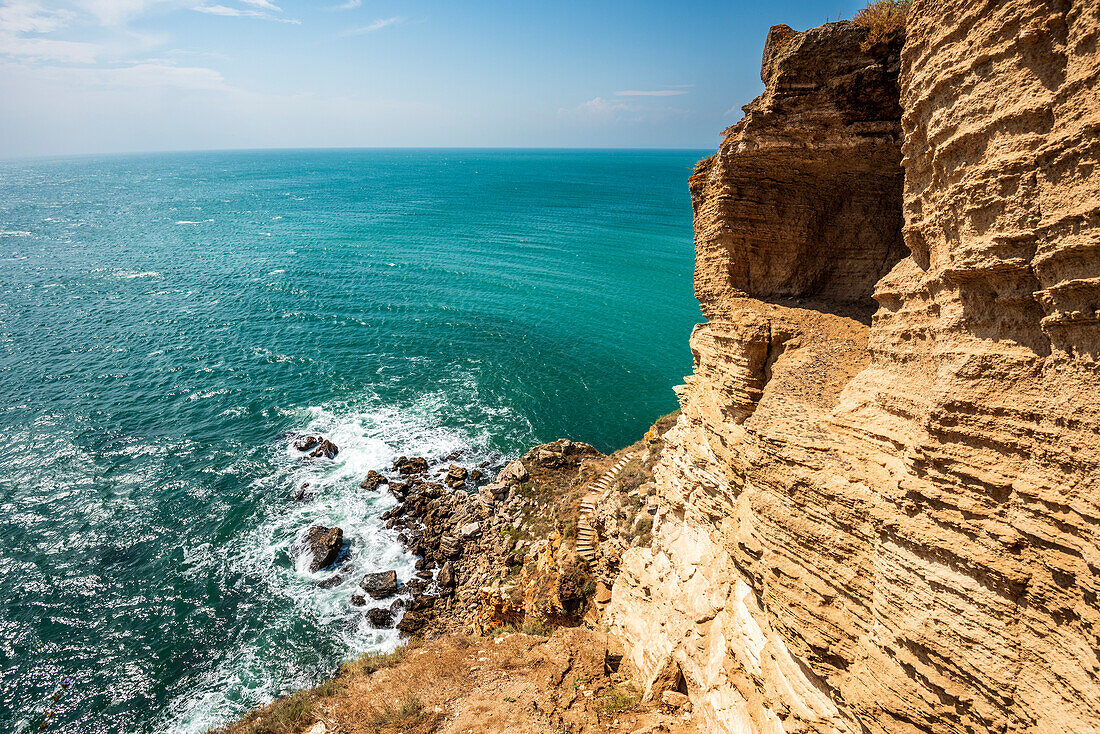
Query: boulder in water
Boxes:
[
  {"xmin": 360, "ymin": 470, "xmax": 388, "ymax": 491},
  {"xmin": 309, "ymin": 439, "xmax": 339, "ymax": 459},
  {"xmin": 366, "ymin": 607, "xmax": 394, "ymax": 628},
  {"xmin": 394, "ymin": 456, "xmax": 429, "ymax": 475},
  {"xmin": 294, "ymin": 435, "xmax": 320, "ymax": 452},
  {"xmin": 360, "ymin": 570, "xmax": 399, "ymax": 599},
  {"xmin": 306, "ymin": 525, "xmax": 343, "ymax": 572}
]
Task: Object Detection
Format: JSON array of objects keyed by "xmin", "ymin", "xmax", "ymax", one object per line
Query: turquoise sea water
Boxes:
[{"xmin": 0, "ymin": 149, "xmax": 703, "ymax": 733}]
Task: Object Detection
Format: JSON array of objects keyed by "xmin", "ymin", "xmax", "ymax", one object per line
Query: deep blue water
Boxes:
[{"xmin": 0, "ymin": 149, "xmax": 703, "ymax": 733}]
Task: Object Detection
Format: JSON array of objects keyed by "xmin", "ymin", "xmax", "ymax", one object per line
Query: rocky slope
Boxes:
[{"xmin": 609, "ymin": 3, "xmax": 1100, "ymax": 734}]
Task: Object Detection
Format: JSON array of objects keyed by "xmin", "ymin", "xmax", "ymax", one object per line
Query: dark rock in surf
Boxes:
[
  {"xmin": 294, "ymin": 435, "xmax": 320, "ymax": 452},
  {"xmin": 360, "ymin": 570, "xmax": 399, "ymax": 599},
  {"xmin": 366, "ymin": 607, "xmax": 395, "ymax": 628},
  {"xmin": 360, "ymin": 470, "xmax": 388, "ymax": 491},
  {"xmin": 309, "ymin": 439, "xmax": 339, "ymax": 459},
  {"xmin": 306, "ymin": 525, "xmax": 343, "ymax": 572},
  {"xmin": 394, "ymin": 456, "xmax": 429, "ymax": 475}
]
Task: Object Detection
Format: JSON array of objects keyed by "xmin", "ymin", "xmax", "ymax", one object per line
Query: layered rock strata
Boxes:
[{"xmin": 610, "ymin": 4, "xmax": 1100, "ymax": 734}]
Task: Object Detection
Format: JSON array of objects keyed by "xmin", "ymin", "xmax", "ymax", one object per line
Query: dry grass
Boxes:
[
  {"xmin": 337, "ymin": 647, "xmax": 406, "ymax": 678},
  {"xmin": 853, "ymin": 0, "xmax": 911, "ymax": 49}
]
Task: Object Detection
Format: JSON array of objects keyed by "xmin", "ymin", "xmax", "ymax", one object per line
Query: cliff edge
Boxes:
[{"xmin": 609, "ymin": 2, "xmax": 1100, "ymax": 733}]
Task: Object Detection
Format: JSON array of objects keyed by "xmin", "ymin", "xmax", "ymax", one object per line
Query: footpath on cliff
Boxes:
[{"xmin": 215, "ymin": 413, "xmax": 698, "ymax": 734}]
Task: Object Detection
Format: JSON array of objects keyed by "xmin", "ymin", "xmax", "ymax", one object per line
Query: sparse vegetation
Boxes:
[
  {"xmin": 853, "ymin": 0, "xmax": 911, "ymax": 49},
  {"xmin": 521, "ymin": 616, "xmax": 552, "ymax": 636},
  {"xmin": 633, "ymin": 516, "xmax": 654, "ymax": 546},
  {"xmin": 239, "ymin": 691, "xmax": 313, "ymax": 734},
  {"xmin": 561, "ymin": 520, "xmax": 576, "ymax": 539},
  {"xmin": 371, "ymin": 692, "xmax": 425, "ymax": 727},
  {"xmin": 338, "ymin": 647, "xmax": 406, "ymax": 677},
  {"xmin": 597, "ymin": 683, "xmax": 641, "ymax": 714}
]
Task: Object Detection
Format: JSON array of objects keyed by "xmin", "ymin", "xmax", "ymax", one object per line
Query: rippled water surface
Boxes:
[{"xmin": 0, "ymin": 149, "xmax": 703, "ymax": 733}]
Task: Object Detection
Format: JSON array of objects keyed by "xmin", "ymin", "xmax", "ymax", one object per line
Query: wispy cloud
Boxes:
[
  {"xmin": 0, "ymin": 1, "xmax": 101, "ymax": 62},
  {"xmin": 614, "ymin": 89, "xmax": 689, "ymax": 97},
  {"xmin": 193, "ymin": 2, "xmax": 300, "ymax": 23},
  {"xmin": 332, "ymin": 0, "xmax": 361, "ymax": 8},
  {"xmin": 340, "ymin": 16, "xmax": 403, "ymax": 35},
  {"xmin": 559, "ymin": 95, "xmax": 691, "ymax": 125}
]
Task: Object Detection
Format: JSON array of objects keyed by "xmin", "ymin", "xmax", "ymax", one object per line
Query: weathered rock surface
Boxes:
[
  {"xmin": 359, "ymin": 470, "xmax": 387, "ymax": 490},
  {"xmin": 365, "ymin": 607, "xmax": 394, "ymax": 628},
  {"xmin": 304, "ymin": 525, "xmax": 343, "ymax": 572},
  {"xmin": 610, "ymin": 6, "xmax": 1100, "ymax": 734},
  {"xmin": 394, "ymin": 456, "xmax": 429, "ymax": 475},
  {"xmin": 359, "ymin": 570, "xmax": 398, "ymax": 600}
]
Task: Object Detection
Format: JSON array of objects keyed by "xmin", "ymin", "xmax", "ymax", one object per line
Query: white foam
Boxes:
[{"xmin": 162, "ymin": 385, "xmax": 530, "ymax": 734}]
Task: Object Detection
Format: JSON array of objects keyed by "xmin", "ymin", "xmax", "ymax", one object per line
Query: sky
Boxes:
[{"xmin": 0, "ymin": 0, "xmax": 871, "ymax": 157}]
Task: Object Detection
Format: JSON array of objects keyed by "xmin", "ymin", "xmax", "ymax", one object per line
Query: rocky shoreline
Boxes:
[{"xmin": 285, "ymin": 421, "xmax": 672, "ymax": 644}]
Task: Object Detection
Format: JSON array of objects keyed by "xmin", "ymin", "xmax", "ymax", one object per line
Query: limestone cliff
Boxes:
[{"xmin": 609, "ymin": 3, "xmax": 1100, "ymax": 733}]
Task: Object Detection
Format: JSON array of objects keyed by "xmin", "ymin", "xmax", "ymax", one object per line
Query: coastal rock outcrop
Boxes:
[
  {"xmin": 304, "ymin": 525, "xmax": 343, "ymax": 572},
  {"xmin": 610, "ymin": 4, "xmax": 1100, "ymax": 734},
  {"xmin": 360, "ymin": 570, "xmax": 398, "ymax": 600}
]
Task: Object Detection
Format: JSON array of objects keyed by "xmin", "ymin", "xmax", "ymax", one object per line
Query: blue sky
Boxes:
[{"xmin": 0, "ymin": 0, "xmax": 870, "ymax": 157}]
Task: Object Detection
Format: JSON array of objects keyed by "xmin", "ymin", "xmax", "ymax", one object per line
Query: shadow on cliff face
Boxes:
[{"xmin": 690, "ymin": 20, "xmax": 908, "ymax": 325}]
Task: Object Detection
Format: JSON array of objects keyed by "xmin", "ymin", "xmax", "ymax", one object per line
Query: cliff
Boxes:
[{"xmin": 609, "ymin": 2, "xmax": 1100, "ymax": 733}]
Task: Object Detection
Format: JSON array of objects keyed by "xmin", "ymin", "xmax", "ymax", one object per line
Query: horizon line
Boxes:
[{"xmin": 0, "ymin": 145, "xmax": 716, "ymax": 164}]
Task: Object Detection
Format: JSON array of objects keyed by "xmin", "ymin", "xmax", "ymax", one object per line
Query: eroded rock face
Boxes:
[
  {"xmin": 610, "ymin": 6, "xmax": 1100, "ymax": 734},
  {"xmin": 691, "ymin": 21, "xmax": 906, "ymax": 313}
]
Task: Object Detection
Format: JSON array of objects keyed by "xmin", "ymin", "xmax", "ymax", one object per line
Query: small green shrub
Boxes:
[
  {"xmin": 598, "ymin": 684, "xmax": 640, "ymax": 714},
  {"xmin": 853, "ymin": 0, "xmax": 911, "ymax": 49},
  {"xmin": 521, "ymin": 616, "xmax": 552, "ymax": 636}
]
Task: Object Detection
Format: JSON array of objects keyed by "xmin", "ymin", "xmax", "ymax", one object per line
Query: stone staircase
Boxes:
[{"xmin": 575, "ymin": 453, "xmax": 634, "ymax": 566}]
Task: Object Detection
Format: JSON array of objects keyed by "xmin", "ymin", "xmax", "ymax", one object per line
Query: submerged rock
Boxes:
[
  {"xmin": 305, "ymin": 525, "xmax": 343, "ymax": 572},
  {"xmin": 360, "ymin": 570, "xmax": 399, "ymax": 599}
]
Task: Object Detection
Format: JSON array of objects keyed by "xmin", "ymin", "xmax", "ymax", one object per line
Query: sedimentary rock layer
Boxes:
[{"xmin": 610, "ymin": 3, "xmax": 1100, "ymax": 733}]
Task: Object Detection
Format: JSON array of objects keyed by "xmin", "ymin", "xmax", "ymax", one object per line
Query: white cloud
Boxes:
[
  {"xmin": 192, "ymin": 3, "xmax": 299, "ymax": 22},
  {"xmin": 614, "ymin": 89, "xmax": 689, "ymax": 97},
  {"xmin": 239, "ymin": 0, "xmax": 281, "ymax": 10},
  {"xmin": 0, "ymin": 1, "xmax": 103, "ymax": 62},
  {"xmin": 332, "ymin": 0, "xmax": 361, "ymax": 8},
  {"xmin": 76, "ymin": 0, "xmax": 166, "ymax": 26},
  {"xmin": 341, "ymin": 16, "xmax": 403, "ymax": 35}
]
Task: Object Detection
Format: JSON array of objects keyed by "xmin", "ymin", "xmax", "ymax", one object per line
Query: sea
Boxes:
[{"xmin": 0, "ymin": 148, "xmax": 704, "ymax": 733}]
